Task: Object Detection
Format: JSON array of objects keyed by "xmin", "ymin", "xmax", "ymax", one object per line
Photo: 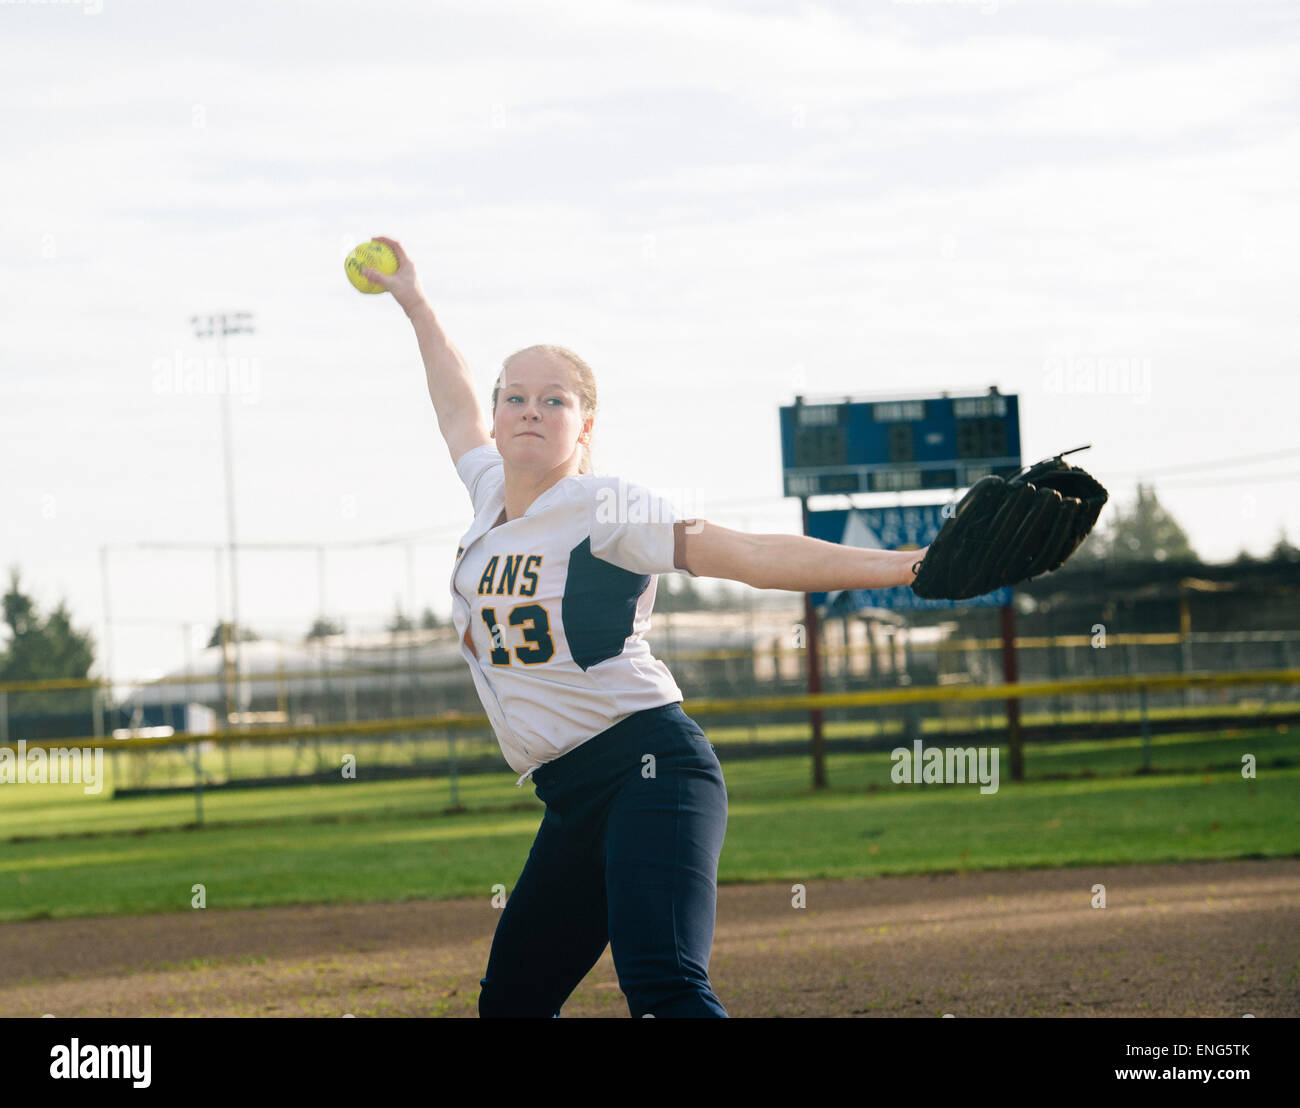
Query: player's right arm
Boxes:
[
  {"xmin": 407, "ymin": 302, "xmax": 493, "ymax": 466},
  {"xmin": 362, "ymin": 236, "xmax": 492, "ymax": 466}
]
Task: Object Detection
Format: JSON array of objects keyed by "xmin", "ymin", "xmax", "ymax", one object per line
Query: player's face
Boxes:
[{"xmin": 494, "ymin": 354, "xmax": 589, "ymax": 473}]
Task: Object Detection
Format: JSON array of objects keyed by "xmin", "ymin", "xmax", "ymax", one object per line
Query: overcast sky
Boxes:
[{"xmin": 2, "ymin": 0, "xmax": 1297, "ymax": 683}]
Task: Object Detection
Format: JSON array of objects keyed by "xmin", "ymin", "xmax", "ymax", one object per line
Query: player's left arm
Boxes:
[{"xmin": 674, "ymin": 520, "xmax": 926, "ymax": 591}]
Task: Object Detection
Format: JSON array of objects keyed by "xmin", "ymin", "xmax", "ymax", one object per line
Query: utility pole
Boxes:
[
  {"xmin": 800, "ymin": 496, "xmax": 827, "ymax": 789},
  {"xmin": 191, "ymin": 311, "xmax": 255, "ymax": 727}
]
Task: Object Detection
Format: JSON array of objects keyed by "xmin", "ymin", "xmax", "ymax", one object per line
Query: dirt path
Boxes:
[{"xmin": 3, "ymin": 860, "xmax": 1296, "ymax": 1017}]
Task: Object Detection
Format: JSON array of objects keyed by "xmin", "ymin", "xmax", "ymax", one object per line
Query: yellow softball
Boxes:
[{"xmin": 344, "ymin": 240, "xmax": 398, "ymax": 294}]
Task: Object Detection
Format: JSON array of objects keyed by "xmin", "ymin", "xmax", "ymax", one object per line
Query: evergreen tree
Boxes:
[
  {"xmin": 205, "ymin": 621, "xmax": 261, "ymax": 649},
  {"xmin": 304, "ymin": 616, "xmax": 344, "ymax": 641},
  {"xmin": 387, "ymin": 601, "xmax": 415, "ymax": 632},
  {"xmin": 1078, "ymin": 482, "xmax": 1197, "ymax": 565},
  {"xmin": 657, "ymin": 573, "xmax": 708, "ymax": 612},
  {"xmin": 1270, "ymin": 525, "xmax": 1300, "ymax": 562},
  {"xmin": 0, "ymin": 567, "xmax": 97, "ymax": 715}
]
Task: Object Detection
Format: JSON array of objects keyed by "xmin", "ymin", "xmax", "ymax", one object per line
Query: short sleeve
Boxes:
[
  {"xmin": 586, "ymin": 476, "xmax": 696, "ymax": 577},
  {"xmin": 454, "ymin": 443, "xmax": 504, "ymax": 517}
]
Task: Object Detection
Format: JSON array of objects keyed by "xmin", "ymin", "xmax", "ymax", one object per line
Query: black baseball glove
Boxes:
[{"xmin": 909, "ymin": 446, "xmax": 1109, "ymax": 600}]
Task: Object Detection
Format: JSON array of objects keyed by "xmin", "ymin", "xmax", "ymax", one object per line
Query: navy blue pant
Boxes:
[{"xmin": 478, "ymin": 702, "xmax": 729, "ymax": 1018}]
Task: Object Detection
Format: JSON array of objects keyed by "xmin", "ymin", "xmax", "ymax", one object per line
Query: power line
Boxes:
[
  {"xmin": 117, "ymin": 527, "xmax": 466, "ymax": 554},
  {"xmin": 1128, "ymin": 470, "xmax": 1300, "ymax": 491},
  {"xmin": 1093, "ymin": 447, "xmax": 1300, "ymax": 479}
]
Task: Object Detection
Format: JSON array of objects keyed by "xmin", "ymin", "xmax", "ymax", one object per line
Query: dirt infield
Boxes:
[{"xmin": 2, "ymin": 859, "xmax": 1296, "ymax": 1018}]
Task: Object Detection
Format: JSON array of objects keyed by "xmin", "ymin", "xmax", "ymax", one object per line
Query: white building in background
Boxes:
[{"xmin": 117, "ymin": 597, "xmax": 941, "ymax": 731}]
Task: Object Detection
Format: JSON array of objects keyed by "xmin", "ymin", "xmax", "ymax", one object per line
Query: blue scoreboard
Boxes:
[{"xmin": 778, "ymin": 388, "xmax": 1022, "ymax": 498}]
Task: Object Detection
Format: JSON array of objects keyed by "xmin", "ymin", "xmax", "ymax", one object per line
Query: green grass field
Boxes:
[{"xmin": 0, "ymin": 725, "xmax": 1295, "ymax": 923}]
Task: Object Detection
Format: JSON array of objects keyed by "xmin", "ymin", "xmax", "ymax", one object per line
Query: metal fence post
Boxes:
[
  {"xmin": 745, "ymin": 578, "xmax": 757, "ymax": 744},
  {"xmin": 1124, "ymin": 636, "xmax": 1138, "ymax": 766},
  {"xmin": 1139, "ymin": 683, "xmax": 1151, "ymax": 773},
  {"xmin": 90, "ymin": 685, "xmax": 109, "ymax": 795},
  {"xmin": 448, "ymin": 728, "xmax": 460, "ymax": 809},
  {"xmin": 190, "ymin": 742, "xmax": 205, "ymax": 825},
  {"xmin": 385, "ymin": 667, "xmax": 401, "ymax": 769}
]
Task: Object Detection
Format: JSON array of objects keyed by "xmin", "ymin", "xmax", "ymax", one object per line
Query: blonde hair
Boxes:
[{"xmin": 492, "ymin": 344, "xmax": 598, "ymax": 475}]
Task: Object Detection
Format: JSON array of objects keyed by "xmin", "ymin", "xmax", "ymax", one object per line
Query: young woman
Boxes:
[{"xmin": 363, "ymin": 236, "xmax": 925, "ymax": 1018}]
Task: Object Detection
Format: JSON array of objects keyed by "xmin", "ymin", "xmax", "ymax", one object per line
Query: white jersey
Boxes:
[{"xmin": 450, "ymin": 442, "xmax": 695, "ymax": 786}]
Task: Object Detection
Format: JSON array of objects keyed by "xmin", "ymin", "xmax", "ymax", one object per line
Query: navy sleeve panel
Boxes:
[{"xmin": 563, "ymin": 537, "xmax": 651, "ymax": 671}]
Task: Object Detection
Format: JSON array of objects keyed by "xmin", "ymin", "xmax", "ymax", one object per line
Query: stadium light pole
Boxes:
[
  {"xmin": 191, "ymin": 311, "xmax": 255, "ymax": 727},
  {"xmin": 99, "ymin": 545, "xmax": 115, "ymax": 695}
]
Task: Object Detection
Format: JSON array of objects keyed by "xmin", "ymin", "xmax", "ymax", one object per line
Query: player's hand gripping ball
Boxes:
[{"xmin": 344, "ymin": 240, "xmax": 399, "ymax": 294}]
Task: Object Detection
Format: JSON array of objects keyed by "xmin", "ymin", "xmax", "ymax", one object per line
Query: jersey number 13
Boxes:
[{"xmin": 480, "ymin": 604, "xmax": 555, "ymax": 666}]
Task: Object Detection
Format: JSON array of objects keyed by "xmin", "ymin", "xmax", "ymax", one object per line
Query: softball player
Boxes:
[{"xmin": 363, "ymin": 237, "xmax": 924, "ymax": 1018}]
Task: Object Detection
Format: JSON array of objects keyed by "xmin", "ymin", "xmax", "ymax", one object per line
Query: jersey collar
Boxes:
[{"xmin": 460, "ymin": 475, "xmax": 579, "ymax": 554}]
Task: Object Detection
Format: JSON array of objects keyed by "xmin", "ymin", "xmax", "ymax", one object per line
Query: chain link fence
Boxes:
[{"xmin": 3, "ymin": 612, "xmax": 1297, "ymax": 795}]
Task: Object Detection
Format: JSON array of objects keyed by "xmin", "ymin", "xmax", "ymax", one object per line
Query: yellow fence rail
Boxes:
[{"xmin": 6, "ymin": 668, "xmax": 1297, "ymax": 753}]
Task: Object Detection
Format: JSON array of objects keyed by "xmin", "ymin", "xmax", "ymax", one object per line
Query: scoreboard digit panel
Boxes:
[
  {"xmin": 780, "ymin": 392, "xmax": 1020, "ymax": 496},
  {"xmin": 956, "ymin": 417, "xmax": 1008, "ymax": 459},
  {"xmin": 887, "ymin": 422, "xmax": 914, "ymax": 464},
  {"xmin": 793, "ymin": 423, "xmax": 847, "ymax": 469}
]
